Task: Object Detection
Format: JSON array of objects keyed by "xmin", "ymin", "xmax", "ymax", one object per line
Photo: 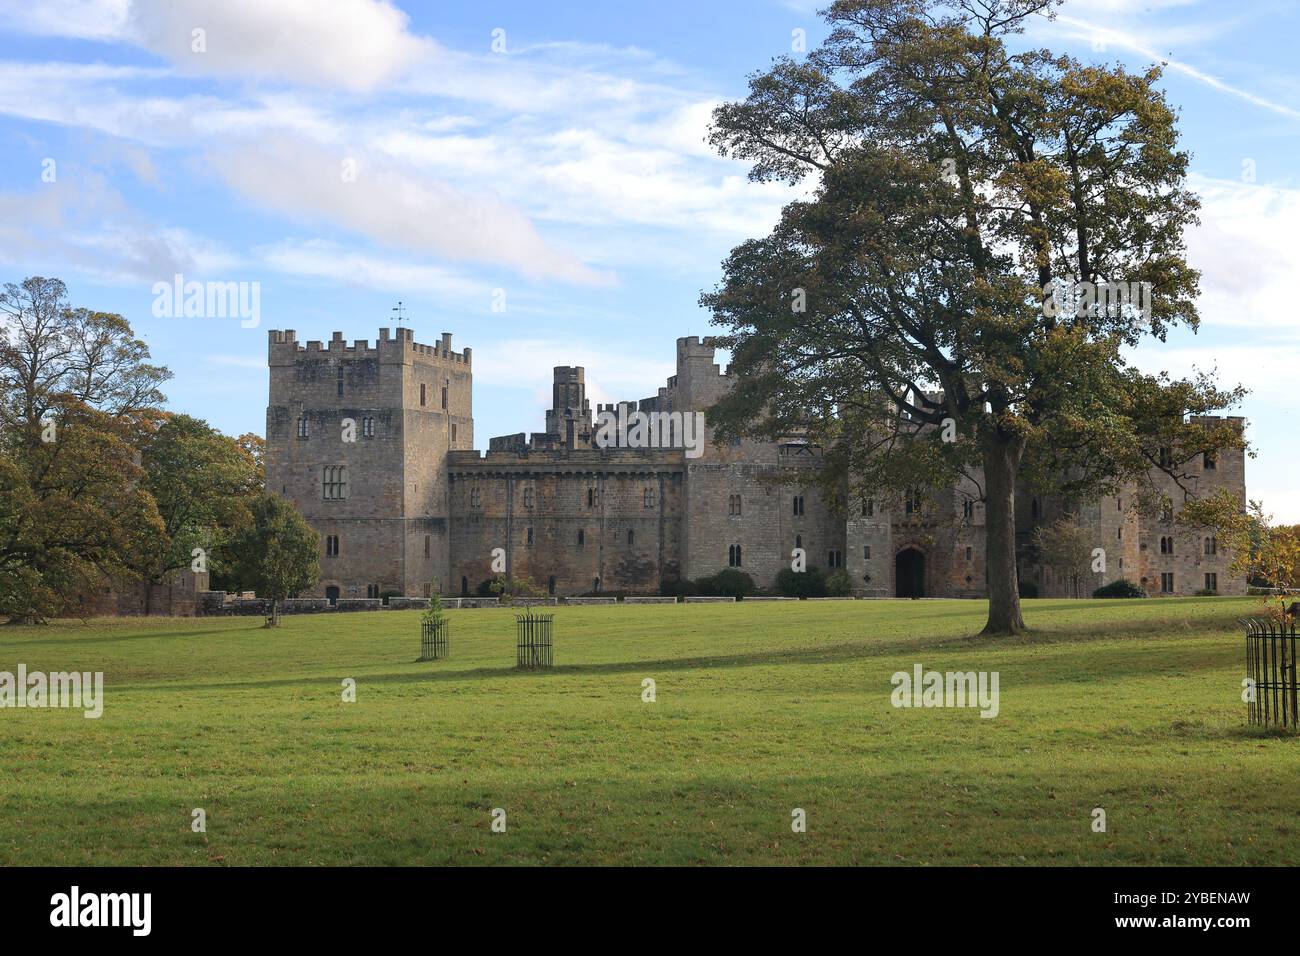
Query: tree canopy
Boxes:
[{"xmin": 703, "ymin": 0, "xmax": 1245, "ymax": 633}]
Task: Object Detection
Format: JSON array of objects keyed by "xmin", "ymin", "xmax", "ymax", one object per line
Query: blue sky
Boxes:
[{"xmin": 0, "ymin": 0, "xmax": 1297, "ymax": 520}]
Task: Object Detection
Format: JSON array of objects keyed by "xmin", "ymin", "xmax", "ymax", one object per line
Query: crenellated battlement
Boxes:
[{"xmin": 268, "ymin": 327, "xmax": 472, "ymax": 367}]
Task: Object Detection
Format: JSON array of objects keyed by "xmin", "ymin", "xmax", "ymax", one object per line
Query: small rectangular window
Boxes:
[
  {"xmin": 420, "ymin": 383, "xmax": 426, "ymax": 406},
  {"xmin": 441, "ymin": 386, "xmax": 448, "ymax": 410}
]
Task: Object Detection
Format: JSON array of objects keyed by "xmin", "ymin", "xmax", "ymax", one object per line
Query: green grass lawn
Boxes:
[{"xmin": 0, "ymin": 596, "xmax": 1294, "ymax": 866}]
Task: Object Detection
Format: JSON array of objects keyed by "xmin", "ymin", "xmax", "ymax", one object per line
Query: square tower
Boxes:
[{"xmin": 265, "ymin": 327, "xmax": 473, "ymax": 601}]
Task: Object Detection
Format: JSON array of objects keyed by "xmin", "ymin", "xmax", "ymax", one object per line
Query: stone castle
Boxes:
[{"xmin": 265, "ymin": 327, "xmax": 1247, "ymax": 601}]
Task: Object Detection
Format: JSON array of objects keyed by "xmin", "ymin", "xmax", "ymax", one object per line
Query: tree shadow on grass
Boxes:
[{"xmin": 113, "ymin": 610, "xmax": 1245, "ymax": 697}]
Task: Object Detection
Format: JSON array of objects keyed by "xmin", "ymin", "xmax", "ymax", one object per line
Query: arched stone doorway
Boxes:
[{"xmin": 895, "ymin": 548, "xmax": 925, "ymax": 598}]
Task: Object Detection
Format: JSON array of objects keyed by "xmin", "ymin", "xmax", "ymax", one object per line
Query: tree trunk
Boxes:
[{"xmin": 981, "ymin": 430, "xmax": 1027, "ymax": 635}]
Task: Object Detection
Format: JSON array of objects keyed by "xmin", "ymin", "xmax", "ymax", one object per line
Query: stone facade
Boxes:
[{"xmin": 266, "ymin": 327, "xmax": 1248, "ymax": 599}]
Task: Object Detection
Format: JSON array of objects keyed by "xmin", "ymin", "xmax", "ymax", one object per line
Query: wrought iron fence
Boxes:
[
  {"xmin": 1244, "ymin": 618, "xmax": 1298, "ymax": 729},
  {"xmin": 516, "ymin": 611, "xmax": 553, "ymax": 669},
  {"xmin": 420, "ymin": 618, "xmax": 449, "ymax": 661}
]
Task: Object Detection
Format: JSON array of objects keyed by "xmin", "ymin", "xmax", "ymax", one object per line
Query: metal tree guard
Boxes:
[
  {"xmin": 420, "ymin": 618, "xmax": 449, "ymax": 661},
  {"xmin": 1244, "ymin": 618, "xmax": 1299, "ymax": 729},
  {"xmin": 516, "ymin": 610, "xmax": 553, "ymax": 669}
]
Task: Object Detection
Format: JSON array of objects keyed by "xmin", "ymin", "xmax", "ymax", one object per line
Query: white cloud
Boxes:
[
  {"xmin": 257, "ymin": 239, "xmax": 486, "ymax": 300},
  {"xmin": 1042, "ymin": 9, "xmax": 1300, "ymax": 120},
  {"xmin": 1185, "ymin": 174, "xmax": 1300, "ymax": 333},
  {"xmin": 0, "ymin": 171, "xmax": 236, "ymax": 285},
  {"xmin": 0, "ymin": 0, "xmax": 435, "ymax": 92},
  {"xmin": 207, "ymin": 136, "xmax": 612, "ymax": 286}
]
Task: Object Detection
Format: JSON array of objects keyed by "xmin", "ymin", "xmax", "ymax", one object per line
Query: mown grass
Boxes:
[{"xmin": 0, "ymin": 596, "xmax": 1294, "ymax": 866}]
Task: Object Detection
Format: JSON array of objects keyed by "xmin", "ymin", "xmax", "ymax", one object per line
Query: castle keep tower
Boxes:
[{"xmin": 266, "ymin": 327, "xmax": 472, "ymax": 602}]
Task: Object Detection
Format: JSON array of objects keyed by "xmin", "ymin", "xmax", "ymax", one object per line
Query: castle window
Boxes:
[
  {"xmin": 728, "ymin": 544, "xmax": 743, "ymax": 567},
  {"xmin": 863, "ymin": 545, "xmax": 871, "ymax": 560},
  {"xmin": 1117, "ymin": 498, "xmax": 1123, "ymax": 511},
  {"xmin": 643, "ymin": 487, "xmax": 656, "ymax": 508},
  {"xmin": 420, "ymin": 383, "xmax": 426, "ymax": 406},
  {"xmin": 322, "ymin": 466, "xmax": 348, "ymax": 500},
  {"xmin": 1161, "ymin": 501, "xmax": 1174, "ymax": 522},
  {"xmin": 795, "ymin": 535, "xmax": 802, "ymax": 550},
  {"xmin": 905, "ymin": 488, "xmax": 921, "ymax": 515},
  {"xmin": 1116, "ymin": 527, "xmax": 1122, "ymax": 540},
  {"xmin": 441, "ymin": 386, "xmax": 448, "ymax": 410},
  {"xmin": 423, "ymin": 535, "xmax": 430, "ymax": 558},
  {"xmin": 793, "ymin": 495, "xmax": 805, "ymax": 517},
  {"xmin": 963, "ymin": 500, "xmax": 974, "ymax": 520},
  {"xmin": 297, "ymin": 417, "xmax": 309, "ymax": 439},
  {"xmin": 587, "ymin": 488, "xmax": 596, "ymax": 508},
  {"xmin": 965, "ymin": 546, "xmax": 973, "ymax": 562},
  {"xmin": 325, "ymin": 535, "xmax": 339, "ymax": 557},
  {"xmin": 577, "ymin": 529, "xmax": 585, "ymax": 547},
  {"xmin": 1160, "ymin": 536, "xmax": 1174, "ymax": 555},
  {"xmin": 470, "ymin": 486, "xmax": 482, "ymax": 509},
  {"xmin": 337, "ymin": 366, "xmax": 344, "ymax": 398},
  {"xmin": 451, "ymin": 424, "xmax": 457, "ymax": 442},
  {"xmin": 862, "ymin": 499, "xmax": 873, "ymax": 517},
  {"xmin": 627, "ymin": 529, "xmax": 634, "ymax": 547},
  {"xmin": 1205, "ymin": 572, "xmax": 1218, "ymax": 592},
  {"xmin": 1205, "ymin": 536, "xmax": 1217, "ymax": 556},
  {"xmin": 1161, "ymin": 572, "xmax": 1174, "ymax": 594},
  {"xmin": 524, "ymin": 487, "xmax": 535, "ymax": 509},
  {"xmin": 367, "ymin": 584, "xmax": 379, "ymax": 599},
  {"xmin": 1203, "ymin": 451, "xmax": 1217, "ymax": 470},
  {"xmin": 1158, "ymin": 447, "xmax": 1173, "ymax": 468},
  {"xmin": 1031, "ymin": 498, "xmax": 1041, "ymax": 520},
  {"xmin": 729, "ymin": 494, "xmax": 743, "ymax": 516},
  {"xmin": 527, "ymin": 527, "xmax": 534, "ymax": 547},
  {"xmin": 362, "ymin": 417, "xmax": 375, "ymax": 438},
  {"xmin": 827, "ymin": 550, "xmax": 843, "ymax": 568}
]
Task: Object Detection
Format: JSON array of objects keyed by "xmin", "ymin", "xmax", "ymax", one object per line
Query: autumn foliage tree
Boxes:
[
  {"xmin": 0, "ymin": 276, "xmax": 292, "ymax": 622},
  {"xmin": 702, "ymin": 0, "xmax": 1244, "ymax": 634},
  {"xmin": 1182, "ymin": 492, "xmax": 1300, "ymax": 618},
  {"xmin": 0, "ymin": 277, "xmax": 171, "ymax": 621}
]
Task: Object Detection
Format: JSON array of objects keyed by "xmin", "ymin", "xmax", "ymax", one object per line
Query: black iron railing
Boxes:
[
  {"xmin": 516, "ymin": 611, "xmax": 553, "ymax": 669},
  {"xmin": 1244, "ymin": 618, "xmax": 1298, "ymax": 729},
  {"xmin": 420, "ymin": 618, "xmax": 449, "ymax": 661}
]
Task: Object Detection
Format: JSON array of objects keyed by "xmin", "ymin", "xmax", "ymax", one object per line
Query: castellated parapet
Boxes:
[
  {"xmin": 266, "ymin": 326, "xmax": 473, "ymax": 602},
  {"xmin": 267, "ymin": 328, "xmax": 1248, "ymax": 601}
]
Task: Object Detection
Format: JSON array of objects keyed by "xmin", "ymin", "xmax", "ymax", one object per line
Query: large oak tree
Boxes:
[{"xmin": 702, "ymin": 0, "xmax": 1243, "ymax": 634}]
